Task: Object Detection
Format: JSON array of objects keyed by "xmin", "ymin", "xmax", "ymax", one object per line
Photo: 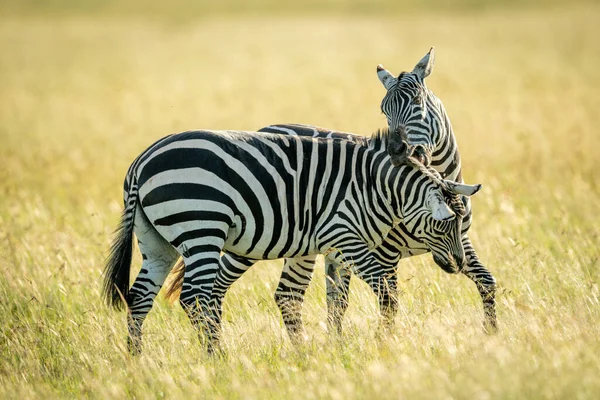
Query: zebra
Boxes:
[
  {"xmin": 163, "ymin": 123, "xmax": 480, "ymax": 340},
  {"xmin": 102, "ymin": 128, "xmax": 482, "ymax": 353},
  {"xmin": 376, "ymin": 47, "xmax": 497, "ymax": 333},
  {"xmin": 161, "ymin": 49, "xmax": 498, "ymax": 337},
  {"xmin": 164, "ymin": 123, "xmax": 492, "ymax": 340}
]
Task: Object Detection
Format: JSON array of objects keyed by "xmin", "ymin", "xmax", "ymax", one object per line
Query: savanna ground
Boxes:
[{"xmin": 1, "ymin": 0, "xmax": 599, "ymax": 398}]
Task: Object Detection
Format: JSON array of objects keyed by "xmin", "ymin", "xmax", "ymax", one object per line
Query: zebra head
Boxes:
[
  {"xmin": 378, "ymin": 47, "xmax": 439, "ymax": 167},
  {"xmin": 401, "ymin": 162, "xmax": 481, "ymax": 274}
]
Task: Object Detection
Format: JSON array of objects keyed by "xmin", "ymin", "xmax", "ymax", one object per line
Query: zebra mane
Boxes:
[
  {"xmin": 368, "ymin": 128, "xmax": 392, "ymax": 151},
  {"xmin": 390, "ymin": 72, "xmax": 434, "ymax": 105},
  {"xmin": 397, "ymin": 71, "xmax": 422, "ymax": 87},
  {"xmin": 369, "ymin": 128, "xmax": 428, "ymax": 173}
]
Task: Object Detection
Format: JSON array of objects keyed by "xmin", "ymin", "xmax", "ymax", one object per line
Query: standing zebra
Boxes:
[
  {"xmin": 103, "ymin": 128, "xmax": 481, "ymax": 353},
  {"xmin": 377, "ymin": 47, "xmax": 497, "ymax": 333},
  {"xmin": 163, "ymin": 124, "xmax": 479, "ymax": 339},
  {"xmin": 164, "ymin": 123, "xmax": 493, "ymax": 339},
  {"xmin": 162, "ymin": 49, "xmax": 498, "ymax": 337}
]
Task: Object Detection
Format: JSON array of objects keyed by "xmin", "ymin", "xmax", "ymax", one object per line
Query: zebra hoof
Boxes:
[
  {"xmin": 207, "ymin": 343, "xmax": 225, "ymax": 357},
  {"xmin": 127, "ymin": 336, "xmax": 142, "ymax": 356},
  {"xmin": 483, "ymin": 320, "xmax": 498, "ymax": 335},
  {"xmin": 290, "ymin": 330, "xmax": 310, "ymax": 346}
]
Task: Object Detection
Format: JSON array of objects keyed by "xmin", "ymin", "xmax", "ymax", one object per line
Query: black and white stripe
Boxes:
[
  {"xmin": 157, "ymin": 48, "xmax": 497, "ymax": 339},
  {"xmin": 103, "ymin": 128, "xmax": 481, "ymax": 353},
  {"xmin": 256, "ymin": 124, "xmax": 466, "ymax": 335},
  {"xmin": 377, "ymin": 48, "xmax": 497, "ymax": 333}
]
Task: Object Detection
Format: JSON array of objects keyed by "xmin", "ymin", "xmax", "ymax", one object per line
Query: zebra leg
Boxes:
[
  {"xmin": 177, "ymin": 229, "xmax": 228, "ymax": 353},
  {"xmin": 379, "ymin": 272, "xmax": 399, "ymax": 330},
  {"xmin": 127, "ymin": 206, "xmax": 179, "ymax": 355},
  {"xmin": 362, "ymin": 270, "xmax": 396, "ymax": 333},
  {"xmin": 350, "ymin": 249, "xmax": 399, "ymax": 333},
  {"xmin": 273, "ymin": 256, "xmax": 317, "ymax": 342},
  {"xmin": 179, "ymin": 258, "xmax": 219, "ymax": 353},
  {"xmin": 325, "ymin": 260, "xmax": 352, "ymax": 335},
  {"xmin": 360, "ymin": 269, "xmax": 398, "ymax": 332},
  {"xmin": 207, "ymin": 253, "xmax": 257, "ymax": 351},
  {"xmin": 461, "ymin": 235, "xmax": 497, "ymax": 333}
]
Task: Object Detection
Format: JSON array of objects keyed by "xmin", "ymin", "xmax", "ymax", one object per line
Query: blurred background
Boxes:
[{"xmin": 1, "ymin": 0, "xmax": 599, "ymax": 398}]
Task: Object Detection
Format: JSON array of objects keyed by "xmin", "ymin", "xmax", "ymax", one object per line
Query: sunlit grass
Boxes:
[{"xmin": 0, "ymin": 3, "xmax": 599, "ymax": 399}]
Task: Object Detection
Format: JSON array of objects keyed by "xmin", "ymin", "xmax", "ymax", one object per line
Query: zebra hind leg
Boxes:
[
  {"xmin": 179, "ymin": 262, "xmax": 217, "ymax": 353},
  {"xmin": 274, "ymin": 256, "xmax": 317, "ymax": 342},
  {"xmin": 207, "ymin": 253, "xmax": 257, "ymax": 351},
  {"xmin": 127, "ymin": 206, "xmax": 179, "ymax": 355},
  {"xmin": 177, "ymin": 230, "xmax": 227, "ymax": 353},
  {"xmin": 462, "ymin": 236, "xmax": 497, "ymax": 333}
]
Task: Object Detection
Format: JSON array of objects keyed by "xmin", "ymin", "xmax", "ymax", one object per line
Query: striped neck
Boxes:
[{"xmin": 429, "ymin": 93, "xmax": 463, "ymax": 182}]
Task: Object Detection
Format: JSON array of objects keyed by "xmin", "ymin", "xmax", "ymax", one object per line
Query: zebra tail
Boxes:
[
  {"xmin": 102, "ymin": 183, "xmax": 139, "ymax": 311},
  {"xmin": 163, "ymin": 258, "xmax": 185, "ymax": 304}
]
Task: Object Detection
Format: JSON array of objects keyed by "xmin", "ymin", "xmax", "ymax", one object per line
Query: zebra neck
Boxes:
[
  {"xmin": 347, "ymin": 153, "xmax": 399, "ymax": 236},
  {"xmin": 431, "ymin": 99, "xmax": 463, "ymax": 183},
  {"xmin": 379, "ymin": 162, "xmax": 408, "ymax": 226}
]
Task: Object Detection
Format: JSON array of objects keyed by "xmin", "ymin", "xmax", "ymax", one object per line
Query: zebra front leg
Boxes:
[
  {"xmin": 350, "ymin": 249, "xmax": 399, "ymax": 333},
  {"xmin": 274, "ymin": 256, "xmax": 317, "ymax": 342},
  {"xmin": 356, "ymin": 264, "xmax": 396, "ymax": 335},
  {"xmin": 207, "ymin": 253, "xmax": 257, "ymax": 351},
  {"xmin": 126, "ymin": 206, "xmax": 179, "ymax": 355},
  {"xmin": 378, "ymin": 272, "xmax": 399, "ymax": 330},
  {"xmin": 361, "ymin": 269, "xmax": 398, "ymax": 333},
  {"xmin": 462, "ymin": 235, "xmax": 497, "ymax": 333},
  {"xmin": 325, "ymin": 260, "xmax": 352, "ymax": 335}
]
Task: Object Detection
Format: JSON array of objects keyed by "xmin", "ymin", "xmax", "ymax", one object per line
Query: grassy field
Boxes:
[{"xmin": 1, "ymin": 1, "xmax": 599, "ymax": 398}]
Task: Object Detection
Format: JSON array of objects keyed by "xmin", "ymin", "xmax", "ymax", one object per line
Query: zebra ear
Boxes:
[
  {"xmin": 443, "ymin": 180, "xmax": 482, "ymax": 196},
  {"xmin": 412, "ymin": 47, "xmax": 435, "ymax": 80},
  {"xmin": 430, "ymin": 195, "xmax": 456, "ymax": 221},
  {"xmin": 377, "ymin": 64, "xmax": 397, "ymax": 90}
]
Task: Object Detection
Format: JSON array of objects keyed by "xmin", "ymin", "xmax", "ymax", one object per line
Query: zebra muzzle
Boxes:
[{"xmin": 433, "ymin": 252, "xmax": 461, "ymax": 274}]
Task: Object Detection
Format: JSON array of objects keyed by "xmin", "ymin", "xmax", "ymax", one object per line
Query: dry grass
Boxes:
[{"xmin": 0, "ymin": 2, "xmax": 599, "ymax": 398}]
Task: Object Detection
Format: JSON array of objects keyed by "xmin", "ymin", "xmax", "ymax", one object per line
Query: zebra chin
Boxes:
[{"xmin": 432, "ymin": 254, "xmax": 465, "ymax": 274}]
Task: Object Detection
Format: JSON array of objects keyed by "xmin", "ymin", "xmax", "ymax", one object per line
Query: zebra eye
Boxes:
[{"xmin": 412, "ymin": 95, "xmax": 421, "ymax": 104}]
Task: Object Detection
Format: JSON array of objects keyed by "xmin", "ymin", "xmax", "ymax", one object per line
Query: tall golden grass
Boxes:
[{"xmin": 0, "ymin": 2, "xmax": 599, "ymax": 398}]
